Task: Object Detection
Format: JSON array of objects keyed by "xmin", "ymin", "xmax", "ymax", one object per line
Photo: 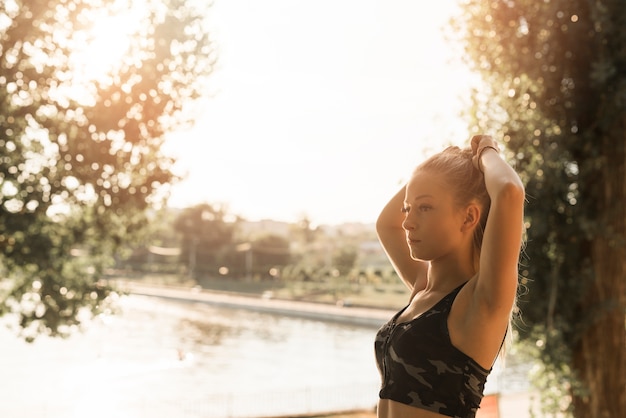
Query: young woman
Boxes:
[{"xmin": 374, "ymin": 135, "xmax": 525, "ymax": 418}]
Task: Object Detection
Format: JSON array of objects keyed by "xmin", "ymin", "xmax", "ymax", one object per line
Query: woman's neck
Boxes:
[{"xmin": 424, "ymin": 253, "xmax": 476, "ymax": 293}]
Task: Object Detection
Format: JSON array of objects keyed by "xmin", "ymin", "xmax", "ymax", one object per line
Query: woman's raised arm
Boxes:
[
  {"xmin": 376, "ymin": 186, "xmax": 429, "ymax": 293},
  {"xmin": 472, "ymin": 135, "xmax": 525, "ymax": 316}
]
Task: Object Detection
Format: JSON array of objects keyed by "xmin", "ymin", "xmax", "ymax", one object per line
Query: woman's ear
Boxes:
[{"xmin": 461, "ymin": 204, "xmax": 481, "ymax": 231}]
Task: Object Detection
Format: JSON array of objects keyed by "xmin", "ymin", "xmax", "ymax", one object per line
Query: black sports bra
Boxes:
[{"xmin": 374, "ymin": 282, "xmax": 491, "ymax": 418}]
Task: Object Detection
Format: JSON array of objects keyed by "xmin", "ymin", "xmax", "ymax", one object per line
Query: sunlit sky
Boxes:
[{"xmin": 164, "ymin": 0, "xmax": 476, "ymax": 225}]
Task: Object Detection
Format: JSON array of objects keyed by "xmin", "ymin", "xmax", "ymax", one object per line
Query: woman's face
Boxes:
[{"xmin": 402, "ymin": 171, "xmax": 466, "ymax": 261}]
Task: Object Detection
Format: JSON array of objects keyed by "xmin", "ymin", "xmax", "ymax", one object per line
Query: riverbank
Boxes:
[
  {"xmin": 113, "ymin": 274, "xmax": 411, "ymax": 310},
  {"xmin": 115, "ymin": 279, "xmax": 397, "ymax": 328},
  {"xmin": 115, "ymin": 279, "xmax": 384, "ymax": 418}
]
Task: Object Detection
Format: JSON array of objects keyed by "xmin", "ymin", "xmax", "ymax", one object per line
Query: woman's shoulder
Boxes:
[{"xmin": 448, "ymin": 276, "xmax": 510, "ymax": 368}]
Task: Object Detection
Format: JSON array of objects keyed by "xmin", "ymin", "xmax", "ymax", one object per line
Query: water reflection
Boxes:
[
  {"xmin": 179, "ymin": 317, "xmax": 234, "ymax": 346},
  {"xmin": 1, "ymin": 294, "xmax": 380, "ymax": 417}
]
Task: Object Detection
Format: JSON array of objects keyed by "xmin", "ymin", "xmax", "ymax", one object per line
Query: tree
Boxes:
[
  {"xmin": 0, "ymin": 0, "xmax": 214, "ymax": 341},
  {"xmin": 290, "ymin": 214, "xmax": 320, "ymax": 246},
  {"xmin": 332, "ymin": 246, "xmax": 358, "ymax": 276},
  {"xmin": 453, "ymin": 0, "xmax": 625, "ymax": 416},
  {"xmin": 173, "ymin": 204, "xmax": 238, "ymax": 278},
  {"xmin": 250, "ymin": 233, "xmax": 291, "ymax": 276}
]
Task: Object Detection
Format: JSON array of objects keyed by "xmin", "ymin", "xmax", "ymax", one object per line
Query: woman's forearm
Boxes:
[
  {"xmin": 376, "ymin": 185, "xmax": 428, "ymax": 292},
  {"xmin": 479, "ymin": 149, "xmax": 525, "ymax": 199},
  {"xmin": 376, "ymin": 186, "xmax": 405, "ymax": 233}
]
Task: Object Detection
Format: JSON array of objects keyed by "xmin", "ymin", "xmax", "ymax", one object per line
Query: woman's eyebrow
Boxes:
[
  {"xmin": 404, "ymin": 194, "xmax": 433, "ymax": 206},
  {"xmin": 413, "ymin": 194, "xmax": 433, "ymax": 201}
]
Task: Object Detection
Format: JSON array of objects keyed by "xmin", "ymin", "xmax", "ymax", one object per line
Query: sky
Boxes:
[{"xmin": 164, "ymin": 0, "xmax": 476, "ymax": 226}]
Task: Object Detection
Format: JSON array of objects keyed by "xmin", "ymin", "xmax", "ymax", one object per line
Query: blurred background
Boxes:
[{"xmin": 0, "ymin": 0, "xmax": 624, "ymax": 417}]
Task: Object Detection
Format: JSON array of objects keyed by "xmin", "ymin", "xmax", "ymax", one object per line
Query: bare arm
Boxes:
[
  {"xmin": 376, "ymin": 186, "xmax": 429, "ymax": 293},
  {"xmin": 472, "ymin": 136, "xmax": 525, "ymax": 316}
]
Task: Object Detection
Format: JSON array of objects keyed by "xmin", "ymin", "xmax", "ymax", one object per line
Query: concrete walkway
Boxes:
[{"xmin": 117, "ymin": 281, "xmax": 396, "ymax": 328}]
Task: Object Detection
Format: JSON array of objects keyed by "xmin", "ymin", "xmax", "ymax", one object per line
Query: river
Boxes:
[{"xmin": 1, "ymin": 294, "xmax": 382, "ymax": 418}]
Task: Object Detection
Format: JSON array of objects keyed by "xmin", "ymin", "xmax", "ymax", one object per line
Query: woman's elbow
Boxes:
[
  {"xmin": 495, "ymin": 181, "xmax": 525, "ymax": 205},
  {"xmin": 376, "ymin": 212, "xmax": 401, "ymax": 236}
]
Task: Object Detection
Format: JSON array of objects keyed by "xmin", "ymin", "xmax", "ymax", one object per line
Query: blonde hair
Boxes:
[{"xmin": 414, "ymin": 146, "xmax": 491, "ymax": 255}]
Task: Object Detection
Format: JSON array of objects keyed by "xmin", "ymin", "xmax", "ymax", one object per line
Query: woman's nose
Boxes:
[{"xmin": 402, "ymin": 216, "xmax": 414, "ymax": 231}]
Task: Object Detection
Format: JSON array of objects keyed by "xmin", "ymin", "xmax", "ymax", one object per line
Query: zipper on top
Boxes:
[{"xmin": 382, "ymin": 316, "xmax": 400, "ymax": 388}]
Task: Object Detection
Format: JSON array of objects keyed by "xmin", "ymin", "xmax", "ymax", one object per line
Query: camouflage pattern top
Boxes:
[{"xmin": 374, "ymin": 282, "xmax": 490, "ymax": 418}]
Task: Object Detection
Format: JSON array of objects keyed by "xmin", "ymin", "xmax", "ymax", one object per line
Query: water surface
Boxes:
[{"xmin": 1, "ymin": 295, "xmax": 381, "ymax": 417}]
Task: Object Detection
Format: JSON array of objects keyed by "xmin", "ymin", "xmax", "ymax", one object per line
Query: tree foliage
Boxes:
[
  {"xmin": 332, "ymin": 246, "xmax": 358, "ymax": 276},
  {"xmin": 0, "ymin": 0, "xmax": 214, "ymax": 341},
  {"xmin": 248, "ymin": 233, "xmax": 292, "ymax": 276},
  {"xmin": 453, "ymin": 0, "xmax": 625, "ymax": 416},
  {"xmin": 173, "ymin": 204, "xmax": 239, "ymax": 277}
]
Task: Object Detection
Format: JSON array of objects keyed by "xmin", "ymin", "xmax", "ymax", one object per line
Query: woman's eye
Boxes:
[{"xmin": 419, "ymin": 205, "xmax": 432, "ymax": 212}]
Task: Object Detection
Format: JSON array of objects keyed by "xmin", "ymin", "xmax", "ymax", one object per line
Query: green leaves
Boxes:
[
  {"xmin": 457, "ymin": 0, "xmax": 626, "ymax": 415},
  {"xmin": 0, "ymin": 0, "xmax": 213, "ymax": 340}
]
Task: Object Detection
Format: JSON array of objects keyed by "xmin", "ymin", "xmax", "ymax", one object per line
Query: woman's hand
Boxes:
[{"xmin": 470, "ymin": 135, "xmax": 500, "ymax": 172}]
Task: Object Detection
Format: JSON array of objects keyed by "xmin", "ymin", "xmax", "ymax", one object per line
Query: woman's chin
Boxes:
[{"xmin": 409, "ymin": 251, "xmax": 430, "ymax": 262}]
